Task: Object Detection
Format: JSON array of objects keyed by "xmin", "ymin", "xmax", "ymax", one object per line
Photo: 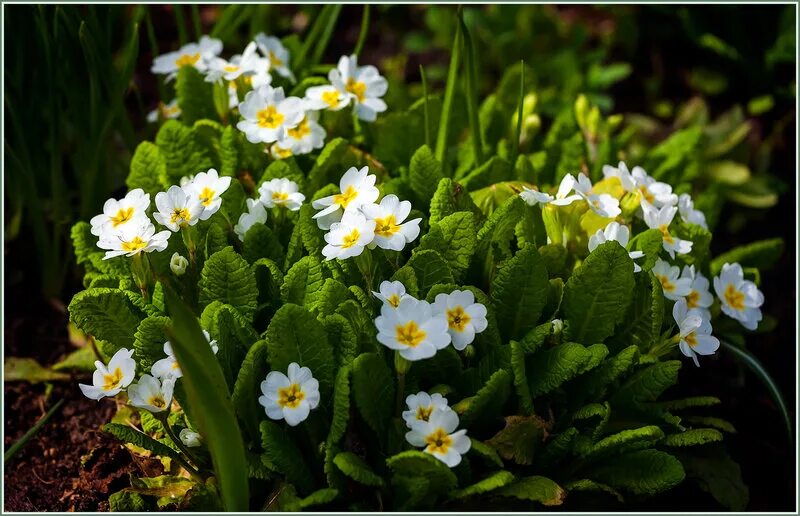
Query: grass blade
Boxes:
[
  {"xmin": 295, "ymin": 5, "xmax": 332, "ymax": 72},
  {"xmin": 165, "ymin": 287, "xmax": 249, "ymax": 511},
  {"xmin": 457, "ymin": 8, "xmax": 484, "ymax": 166},
  {"xmin": 434, "ymin": 11, "xmax": 462, "ymax": 172},
  {"xmin": 173, "ymin": 5, "xmax": 189, "ymax": 45},
  {"xmin": 420, "ymin": 64, "xmax": 431, "ymax": 149},
  {"xmin": 720, "ymin": 340, "xmax": 793, "ymax": 448},
  {"xmin": 4, "ymin": 399, "xmax": 65, "ymax": 463},
  {"xmin": 354, "ymin": 5, "xmax": 370, "ymax": 56},
  {"xmin": 190, "ymin": 4, "xmax": 203, "ymax": 39},
  {"xmin": 309, "ymin": 5, "xmax": 342, "ymax": 69},
  {"xmin": 510, "ymin": 59, "xmax": 525, "ymax": 165}
]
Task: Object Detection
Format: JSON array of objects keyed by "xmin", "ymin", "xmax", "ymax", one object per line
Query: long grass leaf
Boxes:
[
  {"xmin": 354, "ymin": 5, "xmax": 370, "ymax": 56},
  {"xmin": 309, "ymin": 5, "xmax": 342, "ymax": 68},
  {"xmin": 434, "ymin": 12, "xmax": 462, "ymax": 172},
  {"xmin": 458, "ymin": 8, "xmax": 484, "ymax": 166},
  {"xmin": 4, "ymin": 400, "xmax": 65, "ymax": 463},
  {"xmin": 510, "ymin": 60, "xmax": 525, "ymax": 165},
  {"xmin": 164, "ymin": 288, "xmax": 249, "ymax": 511},
  {"xmin": 173, "ymin": 5, "xmax": 188, "ymax": 45},
  {"xmin": 420, "ymin": 64, "xmax": 431, "ymax": 149}
]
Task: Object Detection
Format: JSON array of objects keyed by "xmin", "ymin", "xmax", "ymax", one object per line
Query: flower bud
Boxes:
[
  {"xmin": 462, "ymin": 344, "xmax": 476, "ymax": 359},
  {"xmin": 170, "ymin": 252, "xmax": 189, "ymax": 276},
  {"xmin": 551, "ymin": 318, "xmax": 564, "ymax": 335}
]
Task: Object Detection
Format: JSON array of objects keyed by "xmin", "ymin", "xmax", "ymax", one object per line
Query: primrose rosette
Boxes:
[{"xmin": 65, "ymin": 26, "xmax": 780, "ymax": 513}]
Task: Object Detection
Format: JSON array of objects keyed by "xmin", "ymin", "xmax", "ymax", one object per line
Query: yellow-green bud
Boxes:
[{"xmin": 170, "ymin": 252, "xmax": 189, "ymax": 276}]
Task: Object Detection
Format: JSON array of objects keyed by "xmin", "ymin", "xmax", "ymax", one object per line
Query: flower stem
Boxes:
[
  {"xmin": 156, "ymin": 413, "xmax": 206, "ymax": 480},
  {"xmin": 394, "ymin": 352, "xmax": 410, "ymax": 415},
  {"xmin": 354, "ymin": 248, "xmax": 374, "ymax": 292}
]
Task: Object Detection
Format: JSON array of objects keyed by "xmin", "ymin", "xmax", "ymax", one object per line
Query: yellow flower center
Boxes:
[
  {"xmin": 172, "ymin": 361, "xmax": 181, "ymax": 370},
  {"xmin": 269, "ymin": 51, "xmax": 283, "ymax": 67},
  {"xmin": 198, "ymin": 187, "xmax": 216, "ymax": 207},
  {"xmin": 686, "ymin": 290, "xmax": 700, "ymax": 309},
  {"xmin": 685, "ymin": 332, "xmax": 698, "ymax": 348},
  {"xmin": 121, "ymin": 236, "xmax": 147, "ymax": 253},
  {"xmin": 345, "ymin": 78, "xmax": 367, "ymax": 102},
  {"xmin": 175, "ymin": 53, "xmax": 200, "ymax": 67},
  {"xmin": 148, "ymin": 395, "xmax": 167, "ymax": 409},
  {"xmin": 272, "ymin": 191, "xmax": 289, "ymax": 204},
  {"xmin": 658, "ymin": 224, "xmax": 674, "ymax": 245},
  {"xmin": 638, "ymin": 185, "xmax": 655, "ymax": 204},
  {"xmin": 374, "ymin": 215, "xmax": 400, "ymax": 237},
  {"xmin": 447, "ymin": 306, "xmax": 471, "ymax": 332},
  {"xmin": 287, "ymin": 118, "xmax": 311, "ymax": 140},
  {"xmin": 161, "ymin": 103, "xmax": 180, "ymax": 117},
  {"xmin": 111, "ymin": 207, "xmax": 135, "ymax": 227},
  {"xmin": 277, "ymin": 383, "xmax": 305, "ymax": 409},
  {"xmin": 273, "ymin": 144, "xmax": 293, "ymax": 159},
  {"xmin": 171, "ymin": 207, "xmax": 192, "ymax": 224},
  {"xmin": 102, "ymin": 368, "xmax": 124, "ymax": 390},
  {"xmin": 321, "ymin": 90, "xmax": 340, "ymax": 108},
  {"xmin": 341, "ymin": 229, "xmax": 361, "ymax": 249},
  {"xmin": 257, "ymin": 105, "xmax": 285, "ymax": 129},
  {"xmin": 424, "ymin": 427, "xmax": 453, "ymax": 455},
  {"xmin": 657, "ymin": 274, "xmax": 675, "ymax": 293},
  {"xmin": 416, "ymin": 405, "xmax": 433, "ymax": 422},
  {"xmin": 387, "ymin": 294, "xmax": 401, "ymax": 308},
  {"xmin": 242, "ymin": 75, "xmax": 253, "ymax": 86},
  {"xmin": 395, "ymin": 321, "xmax": 426, "ymax": 348},
  {"xmin": 723, "ymin": 284, "xmax": 745, "ymax": 311},
  {"xmin": 333, "ymin": 186, "xmax": 358, "ymax": 208},
  {"xmin": 224, "ymin": 64, "xmax": 239, "ymax": 73}
]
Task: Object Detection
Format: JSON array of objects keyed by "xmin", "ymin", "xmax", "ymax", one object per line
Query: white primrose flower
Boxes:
[
  {"xmin": 361, "ymin": 195, "xmax": 422, "ymax": 251},
  {"xmin": 652, "ymin": 259, "xmax": 693, "ymax": 301},
  {"xmin": 153, "ymin": 185, "xmax": 204, "ymax": 232},
  {"xmin": 519, "ymin": 186, "xmax": 554, "ymax": 206},
  {"xmin": 372, "ymin": 280, "xmax": 410, "ymax": 315},
  {"xmin": 679, "ymin": 265, "xmax": 713, "ymax": 319},
  {"xmin": 277, "ymin": 111, "xmax": 327, "ymax": 155},
  {"xmin": 631, "ymin": 166, "xmax": 678, "ymax": 208},
  {"xmin": 329, "ymin": 54, "xmax": 388, "ymax": 122},
  {"xmin": 90, "ymin": 189, "xmax": 151, "ymax": 236},
  {"xmin": 170, "ymin": 252, "xmax": 189, "ymax": 276},
  {"xmin": 431, "ymin": 290, "xmax": 489, "ymax": 351},
  {"xmin": 588, "ymin": 222, "xmax": 644, "ymax": 272},
  {"xmin": 179, "ymin": 175, "xmax": 195, "ymax": 188},
  {"xmin": 601, "ymin": 161, "xmax": 638, "ymax": 192},
  {"xmin": 79, "ymin": 348, "xmax": 136, "ymax": 400},
  {"xmin": 673, "ymin": 298, "xmax": 720, "ymax": 367},
  {"xmin": 321, "ymin": 211, "xmax": 376, "ymax": 261},
  {"xmin": 204, "ymin": 41, "xmax": 260, "ymax": 83},
  {"xmin": 549, "ymin": 174, "xmax": 583, "ymax": 206},
  {"xmin": 151, "ymin": 331, "xmax": 219, "ymax": 381},
  {"xmin": 713, "ymin": 262, "xmax": 764, "ymax": 330},
  {"xmin": 642, "ymin": 201, "xmax": 693, "ymax": 258},
  {"xmin": 312, "ymin": 166, "xmax": 380, "ymax": 230},
  {"xmin": 573, "ymin": 174, "xmax": 621, "ymax": 218},
  {"xmin": 402, "ymin": 391, "xmax": 451, "ymax": 429},
  {"xmin": 259, "ymin": 362, "xmax": 320, "ymax": 426},
  {"xmin": 375, "ymin": 297, "xmax": 451, "ymax": 361},
  {"xmin": 179, "ymin": 428, "xmax": 202, "ymax": 448},
  {"xmin": 255, "ymin": 33, "xmax": 295, "ymax": 81},
  {"xmin": 678, "ymin": 193, "xmax": 708, "ymax": 230},
  {"xmin": 405, "ymin": 407, "xmax": 471, "ymax": 468},
  {"xmin": 128, "ymin": 374, "xmax": 175, "ymax": 413},
  {"xmin": 97, "ymin": 220, "xmax": 171, "ymax": 260},
  {"xmin": 184, "ymin": 168, "xmax": 232, "ymax": 221},
  {"xmin": 234, "ymin": 198, "xmax": 269, "ymax": 241},
  {"xmin": 304, "ymin": 84, "xmax": 350, "ymax": 111},
  {"xmin": 146, "ymin": 99, "xmax": 182, "ymax": 123},
  {"xmin": 236, "ymin": 86, "xmax": 305, "ymax": 144},
  {"xmin": 151, "ymin": 35, "xmax": 223, "ymax": 80},
  {"xmin": 258, "ymin": 178, "xmax": 305, "ymax": 211}
]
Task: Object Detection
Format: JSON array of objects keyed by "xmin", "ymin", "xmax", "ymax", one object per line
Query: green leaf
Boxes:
[
  {"xmin": 429, "ymin": 178, "xmax": 482, "ymax": 225},
  {"xmin": 406, "ymin": 249, "xmax": 455, "ymax": 295},
  {"xmin": 416, "ymin": 211, "xmax": 477, "ymax": 281},
  {"xmin": 510, "ymin": 341, "xmax": 534, "ymax": 414},
  {"xmin": 259, "ymin": 420, "xmax": 314, "ymax": 494},
  {"xmin": 496, "ymin": 476, "xmax": 566, "ymax": 506},
  {"xmin": 242, "ymin": 224, "xmax": 285, "ymax": 265},
  {"xmin": 492, "ymin": 244, "xmax": 549, "ymax": 342},
  {"xmin": 565, "ymin": 479, "xmax": 623, "ymax": 503},
  {"xmin": 68, "ymin": 288, "xmax": 145, "ymax": 351},
  {"xmin": 264, "ymin": 304, "xmax": 335, "ymax": 400},
  {"xmin": 662, "ymin": 428, "xmax": 723, "ymax": 447},
  {"xmin": 232, "ymin": 340, "xmax": 268, "ymax": 443},
  {"xmin": 711, "ymin": 238, "xmax": 784, "ymax": 274},
  {"xmin": 308, "ymin": 278, "xmax": 352, "ymax": 316},
  {"xmin": 674, "ymin": 221, "xmax": 712, "ymax": 268},
  {"xmin": 321, "ymin": 314, "xmax": 359, "ymax": 369},
  {"xmin": 459, "ymin": 369, "xmax": 512, "ymax": 427},
  {"xmin": 656, "ymin": 396, "xmax": 721, "ymax": 411},
  {"xmin": 198, "ymin": 247, "xmax": 259, "ymax": 322},
  {"xmin": 132, "ymin": 315, "xmax": 171, "ymax": 371},
  {"xmin": 451, "ymin": 470, "xmax": 515, "ymax": 499},
  {"xmin": 109, "ymin": 490, "xmax": 153, "ymax": 512},
  {"xmin": 175, "ymin": 66, "xmax": 216, "ymax": 123},
  {"xmin": 386, "ymin": 450, "xmax": 458, "ymax": 493},
  {"xmin": 326, "ymin": 365, "xmax": 352, "ymax": 447},
  {"xmin": 71, "ymin": 222, "xmax": 97, "ymax": 266},
  {"xmin": 612, "ymin": 272, "xmax": 664, "ymax": 353},
  {"xmin": 296, "ymin": 203, "xmax": 326, "ymax": 257},
  {"xmin": 580, "ymin": 426, "xmax": 664, "ymax": 461},
  {"xmin": 283, "ymin": 488, "xmax": 339, "ymax": 511},
  {"xmin": 631, "ymin": 229, "xmax": 663, "ymax": 272},
  {"xmin": 51, "ymin": 346, "xmax": 97, "ymax": 373},
  {"xmin": 459, "ymin": 156, "xmax": 512, "ymax": 191},
  {"xmin": 468, "ymin": 438, "xmax": 504, "ymax": 468},
  {"xmin": 4, "ymin": 357, "xmax": 70, "ymax": 383},
  {"xmin": 571, "ymin": 345, "xmax": 639, "ymax": 403},
  {"xmin": 409, "ymin": 144, "xmax": 444, "ymax": 204},
  {"xmin": 587, "ymin": 449, "xmax": 685, "ymax": 496},
  {"xmin": 527, "ymin": 343, "xmax": 597, "ymax": 397},
  {"xmin": 219, "ymin": 125, "xmax": 239, "ymax": 178},
  {"xmin": 352, "ymin": 352, "xmax": 394, "ymax": 435},
  {"xmin": 611, "ymin": 360, "xmax": 681, "ymax": 406},
  {"xmin": 487, "ymin": 415, "xmax": 548, "ymax": 466},
  {"xmin": 563, "ymin": 241, "xmax": 635, "ymax": 343},
  {"xmin": 126, "ymin": 142, "xmax": 168, "ymax": 197},
  {"xmin": 155, "ymin": 120, "xmax": 215, "ymax": 184},
  {"xmin": 537, "ymin": 427, "xmax": 579, "ymax": 469},
  {"xmin": 334, "ymin": 452, "xmax": 384, "ymax": 487},
  {"xmin": 306, "ymin": 138, "xmax": 358, "ymax": 194},
  {"xmin": 164, "ymin": 288, "xmax": 249, "ymax": 511},
  {"xmin": 103, "ymin": 423, "xmax": 180, "ymax": 461},
  {"xmin": 675, "ymin": 445, "xmax": 749, "ymax": 511},
  {"xmin": 280, "ymin": 255, "xmax": 325, "ymax": 306}
]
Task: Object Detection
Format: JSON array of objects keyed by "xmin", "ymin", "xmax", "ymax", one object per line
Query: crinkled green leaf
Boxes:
[
  {"xmin": 537, "ymin": 427, "xmax": 579, "ymax": 469},
  {"xmin": 459, "ymin": 369, "xmax": 512, "ymax": 427},
  {"xmin": 259, "ymin": 420, "xmax": 314, "ymax": 494},
  {"xmin": 352, "ymin": 352, "xmax": 394, "ymax": 436},
  {"xmin": 565, "ymin": 479, "xmax": 623, "ymax": 503},
  {"xmin": 492, "ymin": 244, "xmax": 549, "ymax": 342},
  {"xmin": 198, "ymin": 247, "xmax": 258, "ymax": 321},
  {"xmin": 326, "ymin": 365, "xmax": 352, "ymax": 447},
  {"xmin": 386, "ymin": 450, "xmax": 458, "ymax": 493},
  {"xmin": 469, "ymin": 438, "xmax": 504, "ymax": 468},
  {"xmin": 631, "ymin": 229, "xmax": 663, "ymax": 273},
  {"xmin": 103, "ymin": 423, "xmax": 180, "ymax": 460},
  {"xmin": 406, "ymin": 249, "xmax": 454, "ymax": 295},
  {"xmin": 232, "ymin": 340, "xmax": 268, "ymax": 444},
  {"xmin": 675, "ymin": 445, "xmax": 748, "ymax": 511},
  {"xmin": 306, "ymin": 138, "xmax": 358, "ymax": 194},
  {"xmin": 321, "ymin": 314, "xmax": 358, "ymax": 368},
  {"xmin": 451, "ymin": 470, "xmax": 515, "ymax": 499},
  {"xmin": 612, "ymin": 272, "xmax": 663, "ymax": 353},
  {"xmin": 155, "ymin": 120, "xmax": 215, "ymax": 184},
  {"xmin": 334, "ymin": 452, "xmax": 384, "ymax": 487},
  {"xmin": 587, "ymin": 449, "xmax": 685, "ymax": 496},
  {"xmin": 280, "ymin": 255, "xmax": 326, "ymax": 306},
  {"xmin": 429, "ymin": 178, "xmax": 483, "ymax": 225},
  {"xmin": 459, "ymin": 155, "xmax": 512, "ymax": 190},
  {"xmin": 580, "ymin": 426, "xmax": 664, "ymax": 461},
  {"xmin": 126, "ymin": 141, "xmax": 168, "ymax": 198},
  {"xmin": 527, "ymin": 342, "xmax": 597, "ymax": 397},
  {"xmin": 611, "ymin": 360, "xmax": 681, "ymax": 407},
  {"xmin": 132, "ymin": 315, "xmax": 171, "ymax": 371},
  {"xmin": 409, "ymin": 144, "xmax": 444, "ymax": 204},
  {"xmin": 487, "ymin": 415, "xmax": 548, "ymax": 466},
  {"xmin": 68, "ymin": 288, "xmax": 145, "ymax": 351},
  {"xmin": 219, "ymin": 125, "xmax": 239, "ymax": 178},
  {"xmin": 711, "ymin": 237, "xmax": 784, "ymax": 274},
  {"xmin": 495, "ymin": 475, "xmax": 566, "ymax": 506},
  {"xmin": 242, "ymin": 224, "xmax": 284, "ymax": 265},
  {"xmin": 176, "ymin": 66, "xmax": 216, "ymax": 124},
  {"xmin": 416, "ymin": 211, "xmax": 477, "ymax": 281},
  {"xmin": 662, "ymin": 428, "xmax": 723, "ymax": 447}
]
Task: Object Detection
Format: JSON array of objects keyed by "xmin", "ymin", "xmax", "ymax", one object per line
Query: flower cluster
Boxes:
[
  {"xmin": 233, "ymin": 177, "xmax": 306, "ymax": 241},
  {"xmin": 314, "ymin": 167, "xmax": 422, "ymax": 260},
  {"xmin": 150, "ymin": 34, "xmax": 388, "ymax": 159},
  {"xmin": 403, "ymin": 392, "xmax": 471, "ymax": 467},
  {"xmin": 374, "ymin": 281, "xmax": 488, "ymax": 361}
]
